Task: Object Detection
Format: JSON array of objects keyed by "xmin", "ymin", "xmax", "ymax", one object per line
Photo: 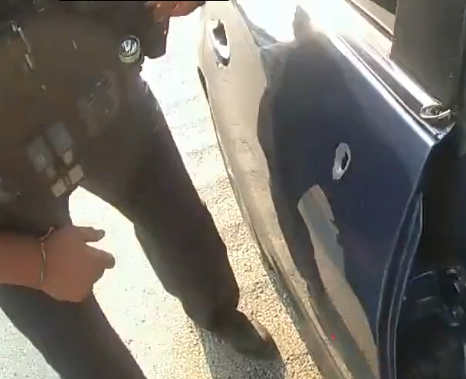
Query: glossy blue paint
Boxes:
[
  {"xmin": 279, "ymin": 29, "xmax": 431, "ymax": 330},
  {"xmin": 259, "ymin": 23, "xmax": 435, "ymax": 377},
  {"xmin": 198, "ymin": 1, "xmax": 450, "ymax": 378}
]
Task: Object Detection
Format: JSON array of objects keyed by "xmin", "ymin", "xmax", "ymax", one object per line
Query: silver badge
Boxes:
[{"xmin": 119, "ymin": 36, "xmax": 141, "ymax": 64}]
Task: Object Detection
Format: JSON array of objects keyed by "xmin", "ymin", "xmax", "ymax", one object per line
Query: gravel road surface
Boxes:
[{"xmin": 0, "ymin": 14, "xmax": 322, "ymax": 379}]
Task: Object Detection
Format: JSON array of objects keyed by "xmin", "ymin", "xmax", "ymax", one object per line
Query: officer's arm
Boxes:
[{"xmin": 0, "ymin": 232, "xmax": 42, "ymax": 288}]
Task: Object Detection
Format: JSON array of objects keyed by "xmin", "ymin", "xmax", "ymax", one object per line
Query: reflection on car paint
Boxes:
[{"xmin": 299, "ymin": 185, "xmax": 379, "ymax": 375}]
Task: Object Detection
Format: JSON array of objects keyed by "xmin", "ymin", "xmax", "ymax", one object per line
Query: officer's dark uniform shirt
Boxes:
[{"xmin": 0, "ymin": 2, "xmax": 158, "ymax": 237}]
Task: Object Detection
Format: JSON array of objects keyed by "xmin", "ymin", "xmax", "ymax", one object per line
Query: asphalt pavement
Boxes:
[{"xmin": 0, "ymin": 14, "xmax": 322, "ymax": 379}]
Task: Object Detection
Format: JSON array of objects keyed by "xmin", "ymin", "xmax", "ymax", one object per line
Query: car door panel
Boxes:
[
  {"xmin": 260, "ymin": 21, "xmax": 435, "ymax": 377},
  {"xmin": 199, "ymin": 1, "xmax": 440, "ymax": 378}
]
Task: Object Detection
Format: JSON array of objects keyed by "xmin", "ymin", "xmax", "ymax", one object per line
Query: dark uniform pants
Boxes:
[{"xmin": 0, "ymin": 79, "xmax": 240, "ymax": 379}]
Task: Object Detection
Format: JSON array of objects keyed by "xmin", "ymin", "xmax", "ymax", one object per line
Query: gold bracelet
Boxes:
[
  {"xmin": 37, "ymin": 227, "xmax": 54, "ymax": 290},
  {"xmin": 38, "ymin": 241, "xmax": 47, "ymax": 289}
]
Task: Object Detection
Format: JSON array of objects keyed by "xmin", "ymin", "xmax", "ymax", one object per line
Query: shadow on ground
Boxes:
[
  {"xmin": 195, "ymin": 259, "xmax": 310, "ymax": 379},
  {"xmin": 196, "ymin": 326, "xmax": 285, "ymax": 379}
]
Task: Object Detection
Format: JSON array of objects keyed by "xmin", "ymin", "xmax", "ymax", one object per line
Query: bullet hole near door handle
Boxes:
[
  {"xmin": 341, "ymin": 153, "xmax": 349, "ymax": 169},
  {"xmin": 212, "ymin": 22, "xmax": 228, "ymax": 46},
  {"xmin": 333, "ymin": 143, "xmax": 351, "ymax": 181}
]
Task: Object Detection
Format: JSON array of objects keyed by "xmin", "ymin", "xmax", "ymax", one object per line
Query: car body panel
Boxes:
[{"xmin": 198, "ymin": 1, "xmax": 450, "ymax": 378}]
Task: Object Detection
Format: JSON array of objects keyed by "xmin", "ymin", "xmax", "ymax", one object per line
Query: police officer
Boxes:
[{"xmin": 0, "ymin": 1, "xmax": 276, "ymax": 378}]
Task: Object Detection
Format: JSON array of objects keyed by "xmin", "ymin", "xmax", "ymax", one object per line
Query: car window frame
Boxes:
[
  {"xmin": 392, "ymin": 0, "xmax": 466, "ymax": 109},
  {"xmin": 349, "ymin": 0, "xmax": 466, "ymax": 108},
  {"xmin": 347, "ymin": 0, "xmax": 395, "ymax": 37}
]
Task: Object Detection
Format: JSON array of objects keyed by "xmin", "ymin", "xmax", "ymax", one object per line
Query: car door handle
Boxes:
[{"xmin": 208, "ymin": 20, "xmax": 230, "ymax": 66}]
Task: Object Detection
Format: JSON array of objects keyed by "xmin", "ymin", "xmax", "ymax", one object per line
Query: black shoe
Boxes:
[{"xmin": 213, "ymin": 310, "xmax": 278, "ymax": 359}]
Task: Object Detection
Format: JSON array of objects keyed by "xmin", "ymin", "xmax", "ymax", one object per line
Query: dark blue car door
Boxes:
[{"xmin": 200, "ymin": 0, "xmax": 447, "ymax": 378}]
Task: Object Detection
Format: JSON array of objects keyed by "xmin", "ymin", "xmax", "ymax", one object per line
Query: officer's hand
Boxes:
[
  {"xmin": 145, "ymin": 1, "xmax": 202, "ymax": 18},
  {"xmin": 40, "ymin": 225, "xmax": 115, "ymax": 303}
]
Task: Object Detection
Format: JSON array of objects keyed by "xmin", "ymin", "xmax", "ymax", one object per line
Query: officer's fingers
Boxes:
[
  {"xmin": 68, "ymin": 294, "xmax": 87, "ymax": 303},
  {"xmin": 78, "ymin": 226, "xmax": 106, "ymax": 243},
  {"xmin": 145, "ymin": 1, "xmax": 175, "ymax": 9},
  {"xmin": 92, "ymin": 248, "xmax": 116, "ymax": 270},
  {"xmin": 171, "ymin": 1, "xmax": 199, "ymax": 17},
  {"xmin": 145, "ymin": 1, "xmax": 177, "ymax": 17},
  {"xmin": 96, "ymin": 269, "xmax": 105, "ymax": 282}
]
